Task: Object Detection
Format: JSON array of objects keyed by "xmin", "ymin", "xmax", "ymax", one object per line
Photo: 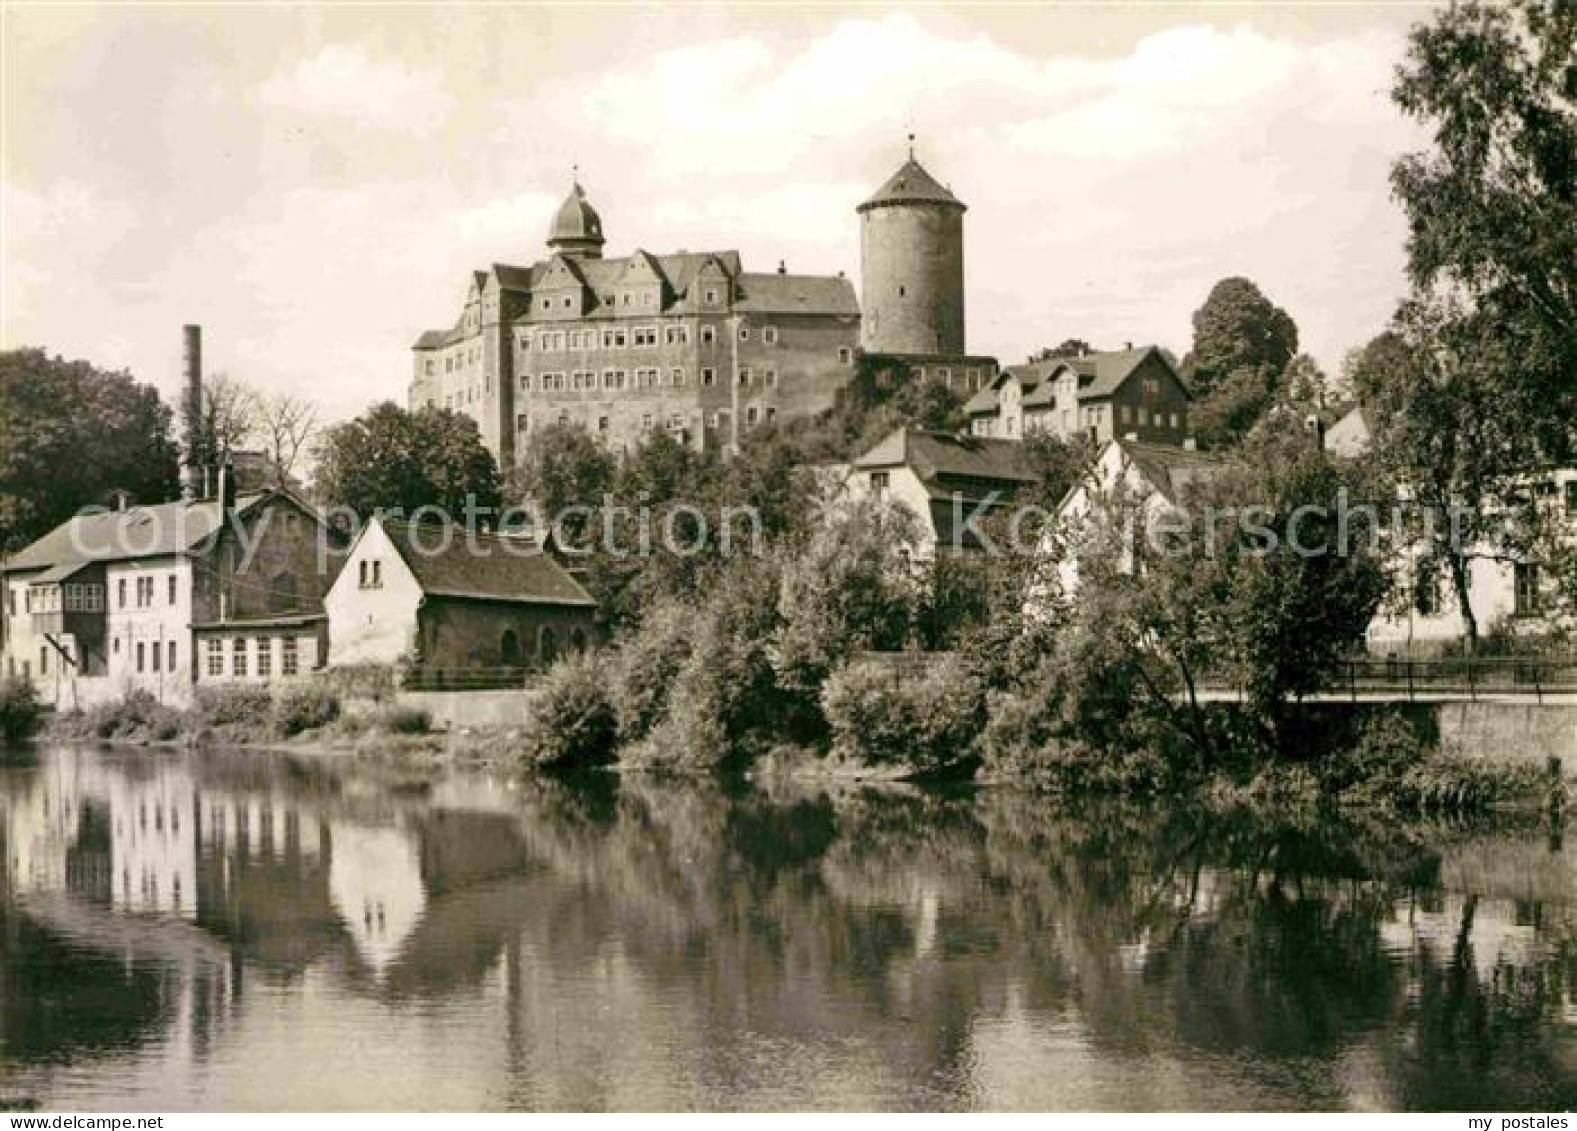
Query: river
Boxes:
[{"xmin": 0, "ymin": 744, "xmax": 1573, "ymax": 1111}]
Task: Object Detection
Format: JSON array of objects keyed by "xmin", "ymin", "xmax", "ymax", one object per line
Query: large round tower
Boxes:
[
  {"xmin": 547, "ymin": 178, "xmax": 605, "ymax": 260},
  {"xmin": 857, "ymin": 147, "xmax": 966, "ymax": 356}
]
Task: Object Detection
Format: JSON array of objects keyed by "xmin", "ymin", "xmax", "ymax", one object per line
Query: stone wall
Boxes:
[{"xmin": 1436, "ymin": 701, "xmax": 1575, "ymax": 777}]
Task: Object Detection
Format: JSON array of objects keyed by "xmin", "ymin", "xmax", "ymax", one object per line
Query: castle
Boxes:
[{"xmin": 410, "ymin": 148, "xmax": 999, "ymax": 463}]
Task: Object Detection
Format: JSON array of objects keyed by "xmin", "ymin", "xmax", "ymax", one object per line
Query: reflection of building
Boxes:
[{"xmin": 328, "ymin": 822, "xmax": 427, "ymax": 978}]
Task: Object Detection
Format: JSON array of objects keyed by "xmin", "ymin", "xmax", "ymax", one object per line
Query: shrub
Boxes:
[
  {"xmin": 518, "ymin": 651, "xmax": 618, "ymax": 771},
  {"xmin": 376, "ymin": 704, "xmax": 432, "ymax": 735},
  {"xmin": 606, "ymin": 602, "xmax": 693, "ymax": 744},
  {"xmin": 193, "ymin": 684, "xmax": 273, "ymax": 729},
  {"xmin": 821, "ymin": 653, "xmax": 985, "ymax": 777},
  {"xmin": 273, "ymin": 684, "xmax": 341, "ymax": 737},
  {"xmin": 0, "ymin": 676, "xmax": 44, "ymax": 745},
  {"xmin": 67, "ymin": 687, "xmax": 181, "ymax": 742}
]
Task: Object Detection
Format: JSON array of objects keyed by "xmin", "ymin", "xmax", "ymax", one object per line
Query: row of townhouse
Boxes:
[{"xmin": 1, "ymin": 490, "xmax": 597, "ymax": 709}]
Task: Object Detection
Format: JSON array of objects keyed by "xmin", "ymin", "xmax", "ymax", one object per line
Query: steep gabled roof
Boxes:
[
  {"xmin": 2, "ymin": 493, "xmax": 271, "ymax": 574},
  {"xmin": 734, "ymin": 272, "xmax": 859, "ymax": 316},
  {"xmin": 1071, "ymin": 346, "xmax": 1179, "ymax": 399},
  {"xmin": 378, "ymin": 519, "xmax": 596, "ymax": 607},
  {"xmin": 1113, "ymin": 438, "xmax": 1227, "ymax": 505},
  {"xmin": 854, "ymin": 428, "xmax": 1038, "ymax": 499}
]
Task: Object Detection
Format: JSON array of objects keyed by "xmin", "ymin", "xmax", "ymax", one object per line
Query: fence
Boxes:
[{"xmin": 1326, "ymin": 655, "xmax": 1577, "ymax": 702}]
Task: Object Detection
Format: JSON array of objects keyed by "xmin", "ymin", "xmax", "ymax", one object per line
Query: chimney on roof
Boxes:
[
  {"xmin": 778, "ymin": 260, "xmax": 786, "ymax": 275},
  {"xmin": 1124, "ymin": 341, "xmax": 1133, "ymax": 351},
  {"xmin": 181, "ymin": 325, "xmax": 204, "ymax": 502}
]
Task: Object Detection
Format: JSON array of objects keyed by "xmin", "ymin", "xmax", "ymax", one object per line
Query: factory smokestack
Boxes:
[{"xmin": 182, "ymin": 324, "xmax": 205, "ymax": 500}]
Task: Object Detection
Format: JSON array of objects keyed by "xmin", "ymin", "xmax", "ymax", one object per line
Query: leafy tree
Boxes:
[
  {"xmin": 1390, "ymin": 0, "xmax": 1576, "ymax": 465},
  {"xmin": 1357, "ymin": 0, "xmax": 1577, "ymax": 650},
  {"xmin": 0, "ymin": 348, "xmax": 180, "ymax": 554},
  {"xmin": 314, "ymin": 401, "xmax": 501, "ymax": 520},
  {"xmin": 1183, "ymin": 277, "xmax": 1300, "ymax": 447},
  {"xmin": 771, "ymin": 496, "xmax": 927, "ymax": 706}
]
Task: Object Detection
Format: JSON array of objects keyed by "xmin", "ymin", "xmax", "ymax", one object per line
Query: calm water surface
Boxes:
[{"xmin": 1, "ymin": 744, "xmax": 1574, "ymax": 1111}]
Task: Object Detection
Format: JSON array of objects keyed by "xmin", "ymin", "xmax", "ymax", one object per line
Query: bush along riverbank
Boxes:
[{"xmin": 498, "ymin": 413, "xmax": 1562, "ymax": 816}]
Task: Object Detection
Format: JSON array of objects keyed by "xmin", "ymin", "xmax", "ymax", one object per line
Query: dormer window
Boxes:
[{"xmin": 704, "ymin": 288, "xmax": 718, "ymax": 304}]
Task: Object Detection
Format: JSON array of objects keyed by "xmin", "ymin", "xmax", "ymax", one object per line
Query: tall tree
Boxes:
[
  {"xmin": 314, "ymin": 402, "xmax": 500, "ymax": 520},
  {"xmin": 1359, "ymin": 0, "xmax": 1577, "ymax": 650},
  {"xmin": 1182, "ymin": 276, "xmax": 1300, "ymax": 448},
  {"xmin": 256, "ymin": 391, "xmax": 319, "ymax": 490},
  {"xmin": 1390, "ymin": 0, "xmax": 1576, "ymax": 464},
  {"xmin": 0, "ymin": 349, "xmax": 180, "ymax": 553}
]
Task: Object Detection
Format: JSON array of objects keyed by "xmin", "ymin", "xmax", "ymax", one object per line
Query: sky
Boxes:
[{"xmin": 2, "ymin": 2, "xmax": 1436, "ymax": 425}]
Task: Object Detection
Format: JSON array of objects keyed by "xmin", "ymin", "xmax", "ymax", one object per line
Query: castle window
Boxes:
[
  {"xmin": 702, "ymin": 367, "xmax": 716, "ymax": 386},
  {"xmin": 521, "ymin": 374, "xmax": 532, "ymax": 391},
  {"xmin": 701, "ymin": 326, "xmax": 716, "ymax": 345},
  {"xmin": 598, "ymin": 416, "xmax": 610, "ymax": 435},
  {"xmin": 424, "ymin": 360, "xmax": 434, "ymax": 375},
  {"xmin": 633, "ymin": 326, "xmax": 657, "ymax": 347},
  {"xmin": 738, "ymin": 326, "xmax": 750, "ymax": 342},
  {"xmin": 664, "ymin": 325, "xmax": 689, "ymax": 346},
  {"xmin": 168, "ymin": 575, "xmax": 177, "ymax": 605},
  {"xmin": 937, "ymin": 367, "xmax": 952, "ymax": 381},
  {"xmin": 704, "ymin": 288, "xmax": 718, "ymax": 304},
  {"xmin": 766, "ymin": 407, "xmax": 777, "ymax": 423},
  {"xmin": 765, "ymin": 369, "xmax": 778, "ymax": 387},
  {"xmin": 738, "ymin": 367, "xmax": 752, "ymax": 386},
  {"xmin": 762, "ymin": 327, "xmax": 777, "ymax": 345},
  {"xmin": 642, "ymin": 414, "xmax": 653, "ymax": 430},
  {"xmin": 517, "ymin": 413, "xmax": 530, "ymax": 433},
  {"xmin": 746, "ymin": 406, "xmax": 759, "ymax": 426},
  {"xmin": 541, "ymin": 299, "xmax": 551, "ymax": 311},
  {"xmin": 562, "ymin": 297, "xmax": 573, "ymax": 309},
  {"xmin": 914, "ymin": 365, "xmax": 927, "ymax": 379},
  {"xmin": 899, "ymin": 286, "xmax": 906, "ymax": 297},
  {"xmin": 671, "ymin": 367, "xmax": 685, "ymax": 386}
]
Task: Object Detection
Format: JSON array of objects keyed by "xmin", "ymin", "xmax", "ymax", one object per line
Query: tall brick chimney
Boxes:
[{"xmin": 182, "ymin": 324, "xmax": 204, "ymax": 500}]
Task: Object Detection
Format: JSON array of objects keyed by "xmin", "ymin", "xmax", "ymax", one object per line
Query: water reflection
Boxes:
[{"xmin": 0, "ymin": 746, "xmax": 1573, "ymax": 1111}]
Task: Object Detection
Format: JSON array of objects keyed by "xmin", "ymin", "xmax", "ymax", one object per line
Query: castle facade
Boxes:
[{"xmin": 411, "ymin": 151, "xmax": 997, "ymax": 464}]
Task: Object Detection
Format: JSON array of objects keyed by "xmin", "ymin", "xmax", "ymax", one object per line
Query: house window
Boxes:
[
  {"xmin": 167, "ymin": 641, "xmax": 176, "ymax": 672},
  {"xmin": 1515, "ymin": 562, "xmax": 1542, "ymax": 616},
  {"xmin": 257, "ymin": 638, "xmax": 272, "ymax": 679},
  {"xmin": 839, "ymin": 346, "xmax": 853, "ymax": 364},
  {"xmin": 118, "ymin": 578, "xmax": 127, "ymax": 608},
  {"xmin": 517, "ymin": 413, "xmax": 530, "ymax": 434},
  {"xmin": 746, "ymin": 406, "xmax": 759, "ymax": 426},
  {"xmin": 520, "ymin": 374, "xmax": 532, "ymax": 391},
  {"xmin": 168, "ymin": 575, "xmax": 177, "ymax": 605},
  {"xmin": 701, "ymin": 326, "xmax": 716, "ymax": 345},
  {"xmin": 1565, "ymin": 480, "xmax": 1577, "ymax": 516},
  {"xmin": 670, "ymin": 367, "xmax": 685, "ymax": 386},
  {"xmin": 704, "ymin": 289, "xmax": 718, "ymax": 304},
  {"xmin": 701, "ymin": 367, "xmax": 716, "ymax": 387},
  {"xmin": 598, "ymin": 416, "xmax": 610, "ymax": 435},
  {"xmin": 642, "ymin": 414, "xmax": 653, "ymax": 430},
  {"xmin": 766, "ymin": 407, "xmax": 777, "ymax": 423},
  {"xmin": 136, "ymin": 642, "xmax": 144, "ymax": 673},
  {"xmin": 762, "ymin": 327, "xmax": 777, "ymax": 345},
  {"xmin": 233, "ymin": 637, "xmax": 248, "ymax": 677},
  {"xmin": 1414, "ymin": 562, "xmax": 1440, "ymax": 617},
  {"xmin": 738, "ymin": 326, "xmax": 750, "ymax": 342},
  {"xmin": 372, "ymin": 560, "xmax": 381, "ymax": 587},
  {"xmin": 739, "ymin": 367, "xmax": 752, "ymax": 386},
  {"xmin": 151, "ymin": 641, "xmax": 160, "ymax": 672},
  {"xmin": 281, "ymin": 636, "xmax": 299, "ymax": 676},
  {"xmin": 871, "ymin": 471, "xmax": 889, "ymax": 496},
  {"xmin": 765, "ymin": 369, "xmax": 778, "ymax": 387},
  {"xmin": 1120, "ymin": 404, "xmax": 1133, "ymax": 425},
  {"xmin": 206, "ymin": 639, "xmax": 223, "ymax": 677}
]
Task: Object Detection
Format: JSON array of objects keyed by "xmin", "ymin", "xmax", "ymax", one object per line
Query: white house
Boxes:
[
  {"xmin": 324, "ymin": 515, "xmax": 597, "ymax": 673},
  {"xmin": 1325, "ymin": 404, "xmax": 1577, "ymax": 655},
  {"xmin": 0, "ymin": 486, "xmax": 336, "ymax": 709},
  {"xmin": 1036, "ymin": 436, "xmax": 1227, "ymax": 609},
  {"xmin": 842, "ymin": 428, "xmax": 1040, "ymax": 557}
]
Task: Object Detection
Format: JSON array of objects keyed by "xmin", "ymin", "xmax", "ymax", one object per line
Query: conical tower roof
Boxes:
[{"xmin": 858, "ymin": 156, "xmax": 965, "ymax": 213}]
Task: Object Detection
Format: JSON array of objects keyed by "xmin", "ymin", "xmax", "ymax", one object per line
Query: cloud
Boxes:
[{"xmin": 256, "ymin": 44, "xmax": 457, "ymax": 134}]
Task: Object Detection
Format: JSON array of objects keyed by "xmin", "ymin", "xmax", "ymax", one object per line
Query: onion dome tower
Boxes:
[
  {"xmin": 547, "ymin": 176, "xmax": 605, "ymax": 260},
  {"xmin": 857, "ymin": 139, "xmax": 966, "ymax": 356}
]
